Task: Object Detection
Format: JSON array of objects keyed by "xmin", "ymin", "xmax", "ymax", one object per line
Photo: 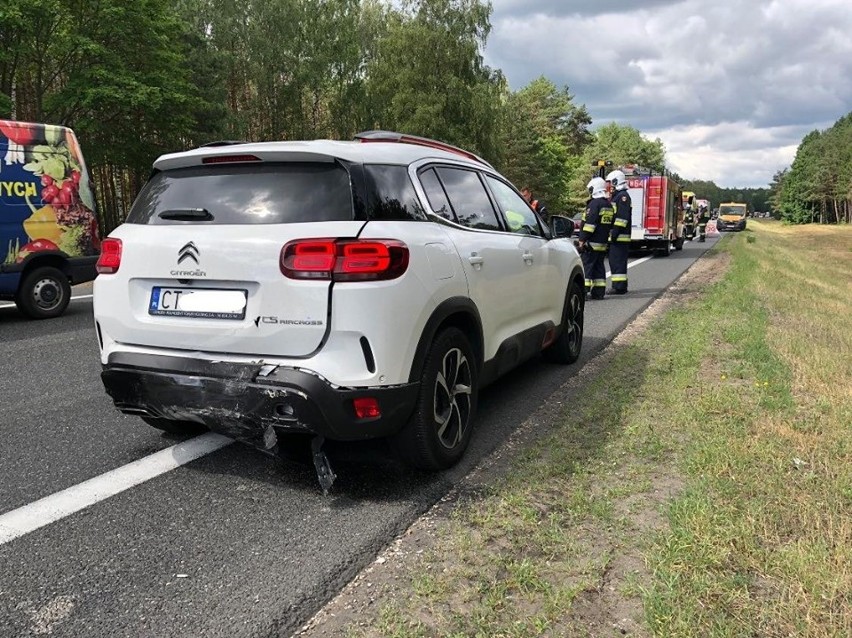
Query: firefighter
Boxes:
[
  {"xmin": 606, "ymin": 169, "xmax": 631, "ymax": 294},
  {"xmin": 697, "ymin": 203, "xmax": 710, "ymax": 242},
  {"xmin": 578, "ymin": 177, "xmax": 614, "ymax": 300},
  {"xmin": 683, "ymin": 202, "xmax": 695, "ymax": 240}
]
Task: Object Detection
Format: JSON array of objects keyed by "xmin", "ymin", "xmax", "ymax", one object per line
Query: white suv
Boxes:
[{"xmin": 93, "ymin": 132, "xmax": 585, "ymax": 480}]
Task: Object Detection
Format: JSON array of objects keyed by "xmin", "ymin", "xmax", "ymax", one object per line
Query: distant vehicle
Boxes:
[
  {"xmin": 618, "ymin": 165, "xmax": 686, "ymax": 255},
  {"xmin": 717, "ymin": 202, "xmax": 748, "ymax": 231},
  {"xmin": 0, "ymin": 120, "xmax": 100, "ymax": 318},
  {"xmin": 571, "ymin": 211, "xmax": 583, "ymax": 235},
  {"xmin": 94, "ymin": 131, "xmax": 586, "ymax": 482}
]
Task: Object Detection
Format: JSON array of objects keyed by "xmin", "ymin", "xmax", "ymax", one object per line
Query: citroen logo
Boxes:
[{"xmin": 178, "ymin": 242, "xmax": 199, "ymax": 265}]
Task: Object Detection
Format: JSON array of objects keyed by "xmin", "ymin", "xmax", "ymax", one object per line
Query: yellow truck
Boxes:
[{"xmin": 716, "ymin": 202, "xmax": 748, "ymax": 232}]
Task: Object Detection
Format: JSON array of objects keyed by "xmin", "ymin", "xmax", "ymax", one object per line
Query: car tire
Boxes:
[
  {"xmin": 15, "ymin": 266, "xmax": 71, "ymax": 319},
  {"xmin": 543, "ymin": 280, "xmax": 584, "ymax": 365},
  {"xmin": 393, "ymin": 327, "xmax": 478, "ymax": 471},
  {"xmin": 141, "ymin": 416, "xmax": 207, "ymax": 436},
  {"xmin": 656, "ymin": 239, "xmax": 672, "ymax": 257},
  {"xmin": 674, "ymin": 236, "xmax": 685, "ymax": 251}
]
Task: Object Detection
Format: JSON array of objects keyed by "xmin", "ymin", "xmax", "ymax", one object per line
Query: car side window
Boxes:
[
  {"xmin": 435, "ymin": 167, "xmax": 501, "ymax": 232},
  {"xmin": 418, "ymin": 168, "xmax": 455, "ymax": 221},
  {"xmin": 484, "ymin": 176, "xmax": 543, "ymax": 237},
  {"xmin": 364, "ymin": 164, "xmax": 427, "ymax": 221}
]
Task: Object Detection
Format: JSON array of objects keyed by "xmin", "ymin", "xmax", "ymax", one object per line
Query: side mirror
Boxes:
[{"xmin": 550, "ymin": 215, "xmax": 574, "ymax": 239}]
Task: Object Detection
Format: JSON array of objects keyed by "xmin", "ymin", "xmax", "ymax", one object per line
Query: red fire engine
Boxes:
[{"xmin": 620, "ymin": 165, "xmax": 686, "ymax": 255}]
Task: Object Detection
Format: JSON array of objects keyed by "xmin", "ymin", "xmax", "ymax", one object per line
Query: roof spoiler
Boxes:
[
  {"xmin": 354, "ymin": 130, "xmax": 494, "ymax": 169},
  {"xmin": 198, "ymin": 140, "xmax": 249, "ymax": 148}
]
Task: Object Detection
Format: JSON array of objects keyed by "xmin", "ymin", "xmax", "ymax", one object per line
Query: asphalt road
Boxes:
[{"xmin": 0, "ymin": 238, "xmax": 717, "ymax": 637}]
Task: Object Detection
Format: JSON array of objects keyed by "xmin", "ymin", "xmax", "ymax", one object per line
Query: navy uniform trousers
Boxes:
[{"xmin": 582, "ymin": 247, "xmax": 608, "ymax": 300}]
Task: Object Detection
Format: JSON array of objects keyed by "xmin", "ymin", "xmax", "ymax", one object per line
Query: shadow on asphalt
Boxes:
[{"xmin": 184, "ymin": 334, "xmax": 616, "ymax": 503}]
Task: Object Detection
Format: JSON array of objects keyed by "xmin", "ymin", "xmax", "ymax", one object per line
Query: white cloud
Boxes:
[
  {"xmin": 485, "ymin": 0, "xmax": 852, "ymax": 186},
  {"xmin": 647, "ymin": 122, "xmax": 806, "ymax": 185}
]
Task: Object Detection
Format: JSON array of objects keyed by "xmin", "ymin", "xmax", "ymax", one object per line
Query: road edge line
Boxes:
[{"xmin": 0, "ymin": 433, "xmax": 233, "ymax": 546}]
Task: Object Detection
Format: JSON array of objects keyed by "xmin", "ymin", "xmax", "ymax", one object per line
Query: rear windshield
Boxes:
[{"xmin": 126, "ymin": 162, "xmax": 354, "ymax": 225}]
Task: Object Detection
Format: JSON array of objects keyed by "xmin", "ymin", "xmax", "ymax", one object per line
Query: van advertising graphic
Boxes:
[{"xmin": 0, "ymin": 121, "xmax": 100, "ymax": 265}]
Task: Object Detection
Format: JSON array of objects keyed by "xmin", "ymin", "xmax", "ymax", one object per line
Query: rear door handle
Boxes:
[
  {"xmin": 468, "ymin": 253, "xmax": 484, "ymax": 265},
  {"xmin": 522, "ymin": 251, "xmax": 534, "ymax": 264}
]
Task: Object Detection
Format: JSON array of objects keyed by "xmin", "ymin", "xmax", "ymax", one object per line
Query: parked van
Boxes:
[{"xmin": 0, "ymin": 120, "xmax": 100, "ymax": 318}]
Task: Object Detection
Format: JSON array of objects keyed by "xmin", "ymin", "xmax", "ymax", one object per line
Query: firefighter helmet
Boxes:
[
  {"xmin": 606, "ymin": 169, "xmax": 628, "ymax": 191},
  {"xmin": 587, "ymin": 176, "xmax": 608, "ymax": 198}
]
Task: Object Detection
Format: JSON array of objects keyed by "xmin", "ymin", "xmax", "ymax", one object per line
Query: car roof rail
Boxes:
[
  {"xmin": 198, "ymin": 140, "xmax": 249, "ymax": 148},
  {"xmin": 354, "ymin": 130, "xmax": 494, "ymax": 169}
]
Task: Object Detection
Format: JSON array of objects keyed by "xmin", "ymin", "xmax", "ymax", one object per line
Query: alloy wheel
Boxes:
[
  {"xmin": 565, "ymin": 290, "xmax": 583, "ymax": 356},
  {"xmin": 433, "ymin": 347, "xmax": 473, "ymax": 449}
]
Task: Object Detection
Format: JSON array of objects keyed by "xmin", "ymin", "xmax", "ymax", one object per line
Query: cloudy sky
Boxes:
[{"xmin": 484, "ymin": 0, "xmax": 852, "ymax": 187}]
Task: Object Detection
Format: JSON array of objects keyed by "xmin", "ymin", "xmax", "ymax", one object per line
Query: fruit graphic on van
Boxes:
[
  {"xmin": 15, "ymin": 239, "xmax": 60, "ymax": 263},
  {"xmin": 22, "ymin": 205, "xmax": 63, "ymax": 245},
  {"xmin": 0, "ymin": 121, "xmax": 39, "ymax": 146}
]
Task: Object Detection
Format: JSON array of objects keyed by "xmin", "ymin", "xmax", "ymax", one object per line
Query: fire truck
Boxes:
[{"xmin": 620, "ymin": 165, "xmax": 685, "ymax": 255}]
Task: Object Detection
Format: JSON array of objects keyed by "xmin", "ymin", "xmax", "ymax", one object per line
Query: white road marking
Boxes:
[
  {"xmin": 0, "ymin": 433, "xmax": 233, "ymax": 545},
  {"xmin": 0, "ymin": 293, "xmax": 93, "ymax": 310},
  {"xmin": 606, "ymin": 254, "xmax": 654, "ymax": 279}
]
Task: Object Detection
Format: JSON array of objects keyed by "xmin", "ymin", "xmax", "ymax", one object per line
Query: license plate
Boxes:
[{"xmin": 148, "ymin": 287, "xmax": 248, "ymax": 320}]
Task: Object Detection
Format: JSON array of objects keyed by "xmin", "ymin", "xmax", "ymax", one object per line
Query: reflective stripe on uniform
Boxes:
[
  {"xmin": 590, "ymin": 242, "xmax": 607, "ymax": 252},
  {"xmin": 611, "ymin": 275, "xmax": 628, "ymax": 282},
  {"xmin": 613, "ymin": 218, "xmax": 628, "ymax": 227},
  {"xmin": 616, "ymin": 235, "xmax": 631, "ymax": 242},
  {"xmin": 592, "ymin": 279, "xmax": 606, "ymax": 287},
  {"xmin": 582, "ymin": 224, "xmax": 596, "ymax": 233},
  {"xmin": 585, "ymin": 278, "xmax": 592, "ymax": 288}
]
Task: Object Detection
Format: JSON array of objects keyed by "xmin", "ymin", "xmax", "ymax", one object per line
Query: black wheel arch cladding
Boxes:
[{"xmin": 407, "ymin": 296, "xmax": 484, "ymax": 383}]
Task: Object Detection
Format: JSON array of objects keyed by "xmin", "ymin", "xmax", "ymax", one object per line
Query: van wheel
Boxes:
[
  {"xmin": 674, "ymin": 237, "xmax": 685, "ymax": 251},
  {"xmin": 393, "ymin": 327, "xmax": 477, "ymax": 470},
  {"xmin": 15, "ymin": 266, "xmax": 71, "ymax": 319},
  {"xmin": 543, "ymin": 280, "xmax": 584, "ymax": 364},
  {"xmin": 656, "ymin": 239, "xmax": 672, "ymax": 257},
  {"xmin": 141, "ymin": 416, "xmax": 207, "ymax": 436}
]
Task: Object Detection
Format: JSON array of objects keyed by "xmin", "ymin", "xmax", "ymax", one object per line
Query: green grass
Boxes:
[
  {"xmin": 344, "ymin": 221, "xmax": 851, "ymax": 638},
  {"xmin": 644, "ymin": 222, "xmax": 851, "ymax": 637}
]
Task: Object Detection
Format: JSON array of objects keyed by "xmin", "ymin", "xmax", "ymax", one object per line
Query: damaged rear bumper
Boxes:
[{"xmin": 101, "ymin": 352, "xmax": 419, "ymax": 451}]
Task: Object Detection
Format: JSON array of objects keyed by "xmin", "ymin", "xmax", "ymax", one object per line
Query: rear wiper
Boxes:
[{"xmin": 158, "ymin": 208, "xmax": 213, "ymax": 221}]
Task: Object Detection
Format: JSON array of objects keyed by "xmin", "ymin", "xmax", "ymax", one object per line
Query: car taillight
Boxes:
[
  {"xmin": 288, "ymin": 240, "xmax": 336, "ymax": 278},
  {"xmin": 96, "ymin": 238, "xmax": 122, "ymax": 274},
  {"xmin": 353, "ymin": 397, "xmax": 381, "ymax": 420},
  {"xmin": 280, "ymin": 239, "xmax": 409, "ymax": 281}
]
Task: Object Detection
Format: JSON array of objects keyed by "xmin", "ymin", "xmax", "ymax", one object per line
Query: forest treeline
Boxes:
[{"xmin": 2, "ymin": 1, "xmax": 846, "ymax": 230}]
